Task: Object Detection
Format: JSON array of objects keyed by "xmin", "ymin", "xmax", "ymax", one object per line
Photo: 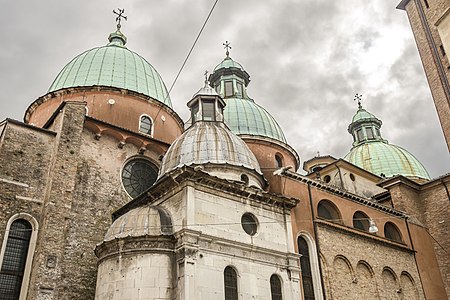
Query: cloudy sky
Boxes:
[{"xmin": 1, "ymin": 0, "xmax": 449, "ymax": 177}]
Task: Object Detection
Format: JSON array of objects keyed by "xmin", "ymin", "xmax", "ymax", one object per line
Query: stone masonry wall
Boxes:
[{"xmin": 317, "ymin": 222, "xmax": 424, "ymax": 300}]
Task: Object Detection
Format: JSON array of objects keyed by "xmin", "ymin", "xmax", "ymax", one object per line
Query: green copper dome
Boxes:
[
  {"xmin": 345, "ymin": 104, "xmax": 430, "ymax": 179},
  {"xmin": 48, "ymin": 28, "xmax": 172, "ymax": 107},
  {"xmin": 223, "ymin": 97, "xmax": 287, "ymax": 143},
  {"xmin": 344, "ymin": 142, "xmax": 430, "ymax": 179},
  {"xmin": 352, "ymin": 108, "xmax": 377, "ymax": 123},
  {"xmin": 214, "ymin": 56, "xmax": 244, "ymax": 71},
  {"xmin": 208, "ymin": 54, "xmax": 286, "ymax": 143}
]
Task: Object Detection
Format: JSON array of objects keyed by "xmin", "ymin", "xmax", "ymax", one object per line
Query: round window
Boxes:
[
  {"xmin": 122, "ymin": 159, "xmax": 158, "ymax": 198},
  {"xmin": 241, "ymin": 213, "xmax": 258, "ymax": 236}
]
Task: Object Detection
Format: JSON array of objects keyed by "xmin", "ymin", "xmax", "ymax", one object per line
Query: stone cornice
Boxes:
[
  {"xmin": 113, "ymin": 166, "xmax": 299, "ymax": 220},
  {"xmin": 84, "ymin": 116, "xmax": 171, "ymax": 147},
  {"xmin": 95, "ymin": 235, "xmax": 176, "ymax": 262},
  {"xmin": 282, "ymin": 171, "xmax": 407, "ymax": 218}
]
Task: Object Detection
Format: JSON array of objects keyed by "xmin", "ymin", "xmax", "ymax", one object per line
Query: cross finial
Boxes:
[
  {"xmin": 223, "ymin": 41, "xmax": 231, "ymax": 57},
  {"xmin": 204, "ymin": 70, "xmax": 209, "ymax": 85},
  {"xmin": 113, "ymin": 8, "xmax": 127, "ymax": 30},
  {"xmin": 354, "ymin": 93, "xmax": 363, "ymax": 109}
]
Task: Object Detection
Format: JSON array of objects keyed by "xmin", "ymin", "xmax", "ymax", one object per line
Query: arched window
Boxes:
[
  {"xmin": 139, "ymin": 115, "xmax": 153, "ymax": 135},
  {"xmin": 224, "ymin": 266, "xmax": 238, "ymax": 300},
  {"xmin": 384, "ymin": 222, "xmax": 403, "ymax": 243},
  {"xmin": 317, "ymin": 200, "xmax": 342, "ymax": 223},
  {"xmin": 298, "ymin": 237, "xmax": 315, "ymax": 300},
  {"xmin": 275, "ymin": 154, "xmax": 283, "ymax": 168},
  {"xmin": 240, "ymin": 174, "xmax": 249, "ymax": 185},
  {"xmin": 270, "ymin": 274, "xmax": 282, "ymax": 300},
  {"xmin": 353, "ymin": 211, "xmax": 370, "ymax": 231},
  {"xmin": 0, "ymin": 219, "xmax": 32, "ymax": 300}
]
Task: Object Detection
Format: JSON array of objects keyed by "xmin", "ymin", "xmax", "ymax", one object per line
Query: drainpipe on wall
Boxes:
[
  {"xmin": 307, "ymin": 182, "xmax": 327, "ymax": 300},
  {"xmin": 405, "ymin": 218, "xmax": 427, "ymax": 298}
]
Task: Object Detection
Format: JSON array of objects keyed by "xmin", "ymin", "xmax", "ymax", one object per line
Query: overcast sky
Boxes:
[{"xmin": 1, "ymin": 0, "xmax": 449, "ymax": 177}]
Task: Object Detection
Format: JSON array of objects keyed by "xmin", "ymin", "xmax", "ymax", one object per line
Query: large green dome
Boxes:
[
  {"xmin": 48, "ymin": 29, "xmax": 172, "ymax": 107},
  {"xmin": 344, "ymin": 142, "xmax": 430, "ymax": 179},
  {"xmin": 223, "ymin": 97, "xmax": 287, "ymax": 143}
]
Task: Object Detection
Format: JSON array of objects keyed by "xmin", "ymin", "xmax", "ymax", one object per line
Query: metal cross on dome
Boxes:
[
  {"xmin": 223, "ymin": 41, "xmax": 231, "ymax": 57},
  {"xmin": 354, "ymin": 93, "xmax": 363, "ymax": 109},
  {"xmin": 113, "ymin": 8, "xmax": 127, "ymax": 29},
  {"xmin": 204, "ymin": 70, "xmax": 209, "ymax": 85}
]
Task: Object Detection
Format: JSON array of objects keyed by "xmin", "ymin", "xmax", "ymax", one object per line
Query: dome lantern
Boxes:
[
  {"xmin": 207, "ymin": 46, "xmax": 287, "ymax": 144},
  {"xmin": 187, "ymin": 71, "xmax": 226, "ymax": 125}
]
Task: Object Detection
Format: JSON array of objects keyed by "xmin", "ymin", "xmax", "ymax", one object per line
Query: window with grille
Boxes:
[
  {"xmin": 0, "ymin": 219, "xmax": 32, "ymax": 300},
  {"xmin": 270, "ymin": 274, "xmax": 282, "ymax": 300},
  {"xmin": 298, "ymin": 237, "xmax": 315, "ymax": 300},
  {"xmin": 139, "ymin": 116, "xmax": 153, "ymax": 135},
  {"xmin": 121, "ymin": 159, "xmax": 158, "ymax": 198},
  {"xmin": 224, "ymin": 266, "xmax": 238, "ymax": 300}
]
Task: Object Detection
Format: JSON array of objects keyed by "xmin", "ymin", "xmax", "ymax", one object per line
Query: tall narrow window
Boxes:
[
  {"xmin": 139, "ymin": 115, "xmax": 153, "ymax": 135},
  {"xmin": 298, "ymin": 237, "xmax": 315, "ymax": 300},
  {"xmin": 236, "ymin": 82, "xmax": 244, "ymax": 97},
  {"xmin": 202, "ymin": 100, "xmax": 215, "ymax": 121},
  {"xmin": 191, "ymin": 103, "xmax": 199, "ymax": 123},
  {"xmin": 270, "ymin": 274, "xmax": 282, "ymax": 300},
  {"xmin": 275, "ymin": 154, "xmax": 283, "ymax": 168},
  {"xmin": 224, "ymin": 266, "xmax": 238, "ymax": 300},
  {"xmin": 356, "ymin": 129, "xmax": 364, "ymax": 142},
  {"xmin": 366, "ymin": 127, "xmax": 374, "ymax": 140},
  {"xmin": 0, "ymin": 219, "xmax": 32, "ymax": 300},
  {"xmin": 224, "ymin": 81, "xmax": 233, "ymax": 98}
]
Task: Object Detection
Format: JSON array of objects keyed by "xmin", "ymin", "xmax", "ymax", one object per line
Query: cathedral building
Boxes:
[{"xmin": 0, "ymin": 8, "xmax": 448, "ymax": 300}]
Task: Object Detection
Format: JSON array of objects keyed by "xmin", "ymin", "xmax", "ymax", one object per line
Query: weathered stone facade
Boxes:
[{"xmin": 0, "ymin": 7, "xmax": 449, "ymax": 299}]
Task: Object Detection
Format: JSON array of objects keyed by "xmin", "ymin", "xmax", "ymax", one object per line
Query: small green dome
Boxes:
[
  {"xmin": 214, "ymin": 56, "xmax": 244, "ymax": 71},
  {"xmin": 223, "ymin": 97, "xmax": 287, "ymax": 143},
  {"xmin": 352, "ymin": 108, "xmax": 377, "ymax": 122},
  {"xmin": 48, "ymin": 29, "xmax": 172, "ymax": 107},
  {"xmin": 345, "ymin": 103, "xmax": 429, "ymax": 180},
  {"xmin": 344, "ymin": 141, "xmax": 430, "ymax": 179}
]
